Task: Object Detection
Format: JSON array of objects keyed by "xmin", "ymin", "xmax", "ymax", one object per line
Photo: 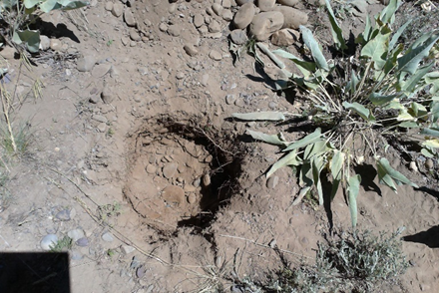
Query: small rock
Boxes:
[
  {"xmin": 277, "ymin": 0, "xmax": 299, "ymax": 7},
  {"xmin": 68, "ymin": 229, "xmax": 85, "ymax": 242},
  {"xmin": 50, "ymin": 39, "xmax": 63, "ymax": 51},
  {"xmin": 130, "ymin": 30, "xmax": 141, "ymax": 41},
  {"xmin": 222, "ymin": 0, "xmax": 232, "ymax": 8},
  {"xmin": 268, "ymin": 101, "xmax": 277, "ymax": 110},
  {"xmin": 56, "ymin": 209, "xmax": 71, "ymax": 221},
  {"xmin": 187, "ymin": 193, "xmax": 197, "ymax": 204},
  {"xmin": 97, "ymin": 123, "xmax": 107, "ymax": 132},
  {"xmin": 168, "ymin": 3, "xmax": 177, "ymax": 13},
  {"xmin": 131, "ymin": 256, "xmax": 142, "ymax": 269},
  {"xmin": 162, "ymin": 185, "xmax": 185, "ymax": 207},
  {"xmin": 110, "ymin": 65, "xmax": 119, "ymax": 78},
  {"xmin": 105, "ymin": 2, "xmax": 113, "ymax": 11},
  {"xmin": 249, "ymin": 11, "xmax": 284, "ymax": 41},
  {"xmin": 92, "ymin": 114, "xmax": 108, "ymax": 123},
  {"xmin": 230, "ymin": 29, "xmax": 248, "ymax": 45},
  {"xmin": 425, "ymin": 159, "xmax": 434, "ymax": 170},
  {"xmin": 77, "ymin": 56, "xmax": 96, "ymax": 72},
  {"xmin": 176, "ymin": 72, "xmax": 185, "ymax": 79},
  {"xmin": 271, "ymin": 29, "xmax": 295, "ymax": 46},
  {"xmin": 212, "ymin": 3, "xmax": 223, "ymax": 16},
  {"xmin": 124, "ymin": 9, "xmax": 137, "ymax": 27},
  {"xmin": 202, "ymin": 174, "xmax": 211, "ymax": 186},
  {"xmin": 137, "ymin": 266, "xmax": 146, "ymax": 278},
  {"xmin": 266, "ymin": 176, "xmax": 279, "ymax": 189},
  {"xmin": 222, "ymin": 10, "xmax": 234, "ymax": 21},
  {"xmin": 121, "ymin": 245, "xmax": 135, "ymax": 254},
  {"xmin": 236, "ymin": 0, "xmax": 254, "ymax": 5},
  {"xmin": 101, "ymin": 86, "xmax": 115, "ymax": 103},
  {"xmin": 167, "ymin": 25, "xmax": 180, "ymax": 37},
  {"xmin": 183, "ymin": 44, "xmax": 199, "ymax": 57},
  {"xmin": 76, "ymin": 237, "xmax": 89, "ymax": 247},
  {"xmin": 146, "ymin": 164, "xmax": 157, "ymax": 174},
  {"xmin": 71, "ymin": 250, "xmax": 83, "ymax": 260},
  {"xmin": 209, "ymin": 50, "xmax": 222, "ymax": 61},
  {"xmin": 225, "ymin": 94, "xmax": 236, "ymax": 105},
  {"xmin": 193, "ymin": 14, "xmax": 204, "ymax": 28},
  {"xmin": 92, "ymin": 63, "xmax": 112, "ymax": 78},
  {"xmin": 39, "ymin": 35, "xmax": 51, "ymax": 51},
  {"xmin": 163, "ymin": 163, "xmax": 178, "ymax": 179},
  {"xmin": 159, "ymin": 23, "xmax": 168, "ymax": 32},
  {"xmin": 193, "ymin": 178, "xmax": 201, "ymax": 187},
  {"xmin": 41, "ymin": 234, "xmax": 58, "ymax": 251},
  {"xmin": 208, "ymin": 20, "xmax": 221, "ymax": 33},
  {"xmin": 102, "ymin": 232, "xmax": 114, "ymax": 242},
  {"xmin": 233, "ymin": 3, "xmax": 256, "ymax": 29},
  {"xmin": 409, "ymin": 161, "xmax": 418, "ymax": 172},
  {"xmin": 256, "ymin": 0, "xmax": 276, "ymax": 11},
  {"xmin": 112, "ymin": 3, "xmax": 124, "ymax": 17}
]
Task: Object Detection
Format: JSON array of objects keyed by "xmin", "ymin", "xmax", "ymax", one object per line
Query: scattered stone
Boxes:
[
  {"xmin": 105, "ymin": 2, "xmax": 113, "ymax": 11},
  {"xmin": 121, "ymin": 245, "xmax": 135, "ymax": 254},
  {"xmin": 41, "ymin": 234, "xmax": 58, "ymax": 251},
  {"xmin": 409, "ymin": 161, "xmax": 418, "ymax": 172},
  {"xmin": 101, "ymin": 86, "xmax": 115, "ymax": 103},
  {"xmin": 77, "ymin": 56, "xmax": 96, "ymax": 72},
  {"xmin": 233, "ymin": 2, "xmax": 256, "ymax": 29},
  {"xmin": 208, "ymin": 20, "xmax": 221, "ymax": 33},
  {"xmin": 222, "ymin": 0, "xmax": 232, "ymax": 8},
  {"xmin": 92, "ymin": 114, "xmax": 108, "ymax": 123},
  {"xmin": 68, "ymin": 229, "xmax": 85, "ymax": 242},
  {"xmin": 50, "ymin": 39, "xmax": 63, "ymax": 52},
  {"xmin": 146, "ymin": 164, "xmax": 157, "ymax": 174},
  {"xmin": 97, "ymin": 123, "xmax": 107, "ymax": 132},
  {"xmin": 274, "ymin": 6, "xmax": 308, "ymax": 29},
  {"xmin": 130, "ymin": 30, "xmax": 141, "ymax": 41},
  {"xmin": 137, "ymin": 266, "xmax": 146, "ymax": 278},
  {"xmin": 159, "ymin": 23, "xmax": 168, "ymax": 32},
  {"xmin": 168, "ymin": 3, "xmax": 177, "ymax": 13},
  {"xmin": 76, "ymin": 237, "xmax": 89, "ymax": 247},
  {"xmin": 257, "ymin": 0, "xmax": 276, "ymax": 11},
  {"xmin": 236, "ymin": 0, "xmax": 254, "ymax": 5},
  {"xmin": 230, "ymin": 29, "xmax": 248, "ymax": 45},
  {"xmin": 124, "ymin": 9, "xmax": 137, "ymax": 27},
  {"xmin": 202, "ymin": 174, "xmax": 211, "ymax": 187},
  {"xmin": 209, "ymin": 50, "xmax": 222, "ymax": 61},
  {"xmin": 266, "ymin": 176, "xmax": 279, "ymax": 189},
  {"xmin": 162, "ymin": 185, "xmax": 185, "ymax": 207},
  {"xmin": 176, "ymin": 72, "xmax": 185, "ymax": 79},
  {"xmin": 277, "ymin": 0, "xmax": 299, "ymax": 6},
  {"xmin": 131, "ymin": 256, "xmax": 142, "ymax": 269},
  {"xmin": 212, "ymin": 3, "xmax": 223, "ymax": 16},
  {"xmin": 268, "ymin": 101, "xmax": 277, "ymax": 110},
  {"xmin": 198, "ymin": 25, "xmax": 209, "ymax": 34},
  {"xmin": 102, "ymin": 232, "xmax": 114, "ymax": 242},
  {"xmin": 249, "ymin": 11, "xmax": 284, "ymax": 41},
  {"xmin": 110, "ymin": 65, "xmax": 119, "ymax": 78},
  {"xmin": 193, "ymin": 178, "xmax": 201, "ymax": 187},
  {"xmin": 121, "ymin": 36, "xmax": 130, "ymax": 46},
  {"xmin": 425, "ymin": 159, "xmax": 434, "ymax": 170},
  {"xmin": 92, "ymin": 63, "xmax": 112, "ymax": 78},
  {"xmin": 56, "ymin": 209, "xmax": 71, "ymax": 221},
  {"xmin": 168, "ymin": 25, "xmax": 180, "ymax": 37},
  {"xmin": 112, "ymin": 3, "xmax": 124, "ymax": 17},
  {"xmin": 193, "ymin": 14, "xmax": 204, "ymax": 28},
  {"xmin": 163, "ymin": 163, "xmax": 178, "ymax": 179},
  {"xmin": 183, "ymin": 44, "xmax": 199, "ymax": 57},
  {"xmin": 271, "ymin": 29, "xmax": 295, "ymax": 46},
  {"xmin": 222, "ymin": 9, "xmax": 234, "ymax": 21},
  {"xmin": 187, "ymin": 193, "xmax": 197, "ymax": 204},
  {"xmin": 39, "ymin": 35, "xmax": 51, "ymax": 51}
]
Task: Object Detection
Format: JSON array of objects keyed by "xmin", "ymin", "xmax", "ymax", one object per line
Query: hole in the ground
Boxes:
[{"xmin": 123, "ymin": 115, "xmax": 245, "ymax": 234}]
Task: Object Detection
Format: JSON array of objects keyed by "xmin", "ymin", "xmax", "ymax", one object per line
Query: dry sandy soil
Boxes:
[{"xmin": 0, "ymin": 0, "xmax": 439, "ymax": 292}]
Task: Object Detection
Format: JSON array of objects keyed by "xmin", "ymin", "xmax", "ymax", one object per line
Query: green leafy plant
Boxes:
[
  {"xmin": 0, "ymin": 0, "xmax": 89, "ymax": 52},
  {"xmin": 236, "ymin": 0, "xmax": 439, "ymax": 228}
]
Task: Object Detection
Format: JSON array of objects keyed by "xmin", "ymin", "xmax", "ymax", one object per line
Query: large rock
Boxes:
[
  {"xmin": 233, "ymin": 2, "xmax": 256, "ymax": 29},
  {"xmin": 276, "ymin": 0, "xmax": 299, "ymax": 6},
  {"xmin": 256, "ymin": 0, "xmax": 276, "ymax": 11},
  {"xmin": 274, "ymin": 6, "xmax": 308, "ymax": 29},
  {"xmin": 249, "ymin": 11, "xmax": 284, "ymax": 41}
]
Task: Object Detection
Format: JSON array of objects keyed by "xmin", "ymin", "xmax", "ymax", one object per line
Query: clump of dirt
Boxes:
[{"xmin": 123, "ymin": 114, "xmax": 245, "ymax": 233}]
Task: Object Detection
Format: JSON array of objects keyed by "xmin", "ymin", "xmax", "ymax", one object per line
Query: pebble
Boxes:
[
  {"xmin": 187, "ymin": 193, "xmax": 197, "ymax": 204},
  {"xmin": 233, "ymin": 3, "xmax": 256, "ymax": 29},
  {"xmin": 257, "ymin": 0, "xmax": 276, "ymax": 11},
  {"xmin": 146, "ymin": 164, "xmax": 157, "ymax": 174},
  {"xmin": 409, "ymin": 161, "xmax": 418, "ymax": 172},
  {"xmin": 112, "ymin": 3, "xmax": 124, "ymax": 17},
  {"xmin": 137, "ymin": 266, "xmax": 146, "ymax": 278},
  {"xmin": 102, "ymin": 232, "xmax": 114, "ymax": 242},
  {"xmin": 124, "ymin": 9, "xmax": 137, "ymax": 27},
  {"xmin": 212, "ymin": 3, "xmax": 223, "ymax": 16},
  {"xmin": 105, "ymin": 2, "xmax": 113, "ymax": 11},
  {"xmin": 183, "ymin": 44, "xmax": 199, "ymax": 57},
  {"xmin": 121, "ymin": 245, "xmax": 135, "ymax": 254},
  {"xmin": 222, "ymin": 0, "xmax": 231, "ymax": 8},
  {"xmin": 163, "ymin": 163, "xmax": 178, "ymax": 179},
  {"xmin": 101, "ymin": 86, "xmax": 115, "ymax": 104},
  {"xmin": 277, "ymin": 0, "xmax": 299, "ymax": 6},
  {"xmin": 92, "ymin": 114, "xmax": 108, "ymax": 123},
  {"xmin": 131, "ymin": 256, "xmax": 142, "ymax": 269},
  {"xmin": 222, "ymin": 10, "xmax": 234, "ymax": 21},
  {"xmin": 162, "ymin": 185, "xmax": 185, "ymax": 206},
  {"xmin": 159, "ymin": 23, "xmax": 168, "ymax": 32},
  {"xmin": 92, "ymin": 63, "xmax": 112, "ymax": 78},
  {"xmin": 268, "ymin": 101, "xmax": 277, "ymax": 110},
  {"xmin": 425, "ymin": 159, "xmax": 434, "ymax": 170},
  {"xmin": 41, "ymin": 234, "xmax": 58, "ymax": 251},
  {"xmin": 76, "ymin": 237, "xmax": 89, "ymax": 247},
  {"xmin": 209, "ymin": 50, "xmax": 222, "ymax": 61},
  {"xmin": 202, "ymin": 174, "xmax": 211, "ymax": 186},
  {"xmin": 193, "ymin": 14, "xmax": 204, "ymax": 28},
  {"xmin": 77, "ymin": 56, "xmax": 96, "ymax": 72},
  {"xmin": 56, "ymin": 209, "xmax": 71, "ymax": 221},
  {"xmin": 39, "ymin": 35, "xmax": 50, "ymax": 51},
  {"xmin": 97, "ymin": 123, "xmax": 107, "ymax": 132},
  {"xmin": 266, "ymin": 176, "xmax": 279, "ymax": 189},
  {"xmin": 225, "ymin": 94, "xmax": 236, "ymax": 105},
  {"xmin": 229, "ymin": 29, "xmax": 247, "ymax": 45},
  {"xmin": 130, "ymin": 30, "xmax": 141, "ymax": 41},
  {"xmin": 236, "ymin": 0, "xmax": 254, "ymax": 5},
  {"xmin": 193, "ymin": 178, "xmax": 201, "ymax": 187},
  {"xmin": 208, "ymin": 20, "xmax": 221, "ymax": 33},
  {"xmin": 167, "ymin": 25, "xmax": 180, "ymax": 37},
  {"xmin": 71, "ymin": 251, "xmax": 83, "ymax": 260},
  {"xmin": 176, "ymin": 72, "xmax": 185, "ymax": 79},
  {"xmin": 68, "ymin": 229, "xmax": 85, "ymax": 242}
]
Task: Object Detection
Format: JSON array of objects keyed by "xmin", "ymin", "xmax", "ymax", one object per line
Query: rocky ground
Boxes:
[{"xmin": 0, "ymin": 0, "xmax": 439, "ymax": 292}]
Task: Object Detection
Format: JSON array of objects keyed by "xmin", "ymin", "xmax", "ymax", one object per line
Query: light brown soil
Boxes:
[{"xmin": 1, "ymin": 1, "xmax": 439, "ymax": 292}]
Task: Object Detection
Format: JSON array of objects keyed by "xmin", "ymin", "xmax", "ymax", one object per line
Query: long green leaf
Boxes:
[
  {"xmin": 325, "ymin": 0, "xmax": 347, "ymax": 50},
  {"xmin": 266, "ymin": 150, "xmax": 302, "ymax": 178},
  {"xmin": 311, "ymin": 155, "xmax": 325, "ymax": 205},
  {"xmin": 377, "ymin": 0, "xmax": 401, "ymax": 25},
  {"xmin": 273, "ymin": 49, "xmax": 317, "ymax": 78},
  {"xmin": 300, "ymin": 25, "xmax": 329, "ymax": 71},
  {"xmin": 347, "ymin": 174, "xmax": 361, "ymax": 229},
  {"xmin": 343, "ymin": 101, "xmax": 375, "ymax": 122},
  {"xmin": 283, "ymin": 128, "xmax": 322, "ymax": 152},
  {"xmin": 361, "ymin": 25, "xmax": 392, "ymax": 70},
  {"xmin": 368, "ymin": 92, "xmax": 398, "ymax": 106},
  {"xmin": 397, "ymin": 33, "xmax": 439, "ymax": 75},
  {"xmin": 247, "ymin": 130, "xmax": 289, "ymax": 147},
  {"xmin": 425, "ymin": 71, "xmax": 439, "ymax": 95},
  {"xmin": 401, "ymin": 63, "xmax": 434, "ymax": 94},
  {"xmin": 330, "ymin": 150, "xmax": 344, "ymax": 200},
  {"xmin": 421, "ymin": 127, "xmax": 439, "ymax": 137},
  {"xmin": 377, "ymin": 157, "xmax": 418, "ymax": 189},
  {"xmin": 389, "ymin": 19, "xmax": 412, "ymax": 50}
]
